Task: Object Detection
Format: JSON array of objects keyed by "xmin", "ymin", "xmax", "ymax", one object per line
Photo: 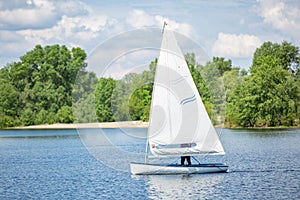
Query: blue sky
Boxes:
[{"xmin": 1, "ymin": 0, "xmax": 300, "ymax": 76}]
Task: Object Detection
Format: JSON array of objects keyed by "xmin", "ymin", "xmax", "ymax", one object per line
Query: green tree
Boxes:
[
  {"xmin": 223, "ymin": 68, "xmax": 242, "ymax": 126},
  {"xmin": 231, "ymin": 41, "xmax": 300, "ymax": 127},
  {"xmin": 0, "ymin": 78, "xmax": 18, "ymax": 128},
  {"xmin": 56, "ymin": 106, "xmax": 74, "ymax": 123},
  {"xmin": 212, "ymin": 57, "xmax": 232, "ymax": 76},
  {"xmin": 0, "ymin": 44, "xmax": 88, "ymax": 128},
  {"xmin": 252, "ymin": 41, "xmax": 299, "ymax": 74},
  {"xmin": 95, "ymin": 77, "xmax": 116, "ymax": 122},
  {"xmin": 72, "ymin": 71, "xmax": 98, "ymax": 123},
  {"xmin": 73, "ymin": 93, "xmax": 97, "ymax": 123},
  {"xmin": 111, "ymin": 79, "xmax": 131, "ymax": 121},
  {"xmin": 109, "ymin": 60, "xmax": 155, "ymax": 122},
  {"xmin": 200, "ymin": 60, "xmax": 226, "ymax": 124}
]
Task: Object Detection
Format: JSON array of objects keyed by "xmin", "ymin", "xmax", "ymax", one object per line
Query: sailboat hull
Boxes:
[{"xmin": 130, "ymin": 162, "xmax": 228, "ymax": 175}]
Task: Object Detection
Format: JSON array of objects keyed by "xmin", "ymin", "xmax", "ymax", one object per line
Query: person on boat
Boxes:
[
  {"xmin": 180, "ymin": 143, "xmax": 192, "ymax": 166},
  {"xmin": 181, "ymin": 156, "xmax": 191, "ymax": 166}
]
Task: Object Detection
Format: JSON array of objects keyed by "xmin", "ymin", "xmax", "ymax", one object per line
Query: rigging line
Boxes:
[
  {"xmin": 191, "ymin": 156, "xmax": 201, "ymax": 165},
  {"xmin": 169, "ymin": 159, "xmax": 179, "ymax": 165},
  {"xmin": 144, "ymin": 136, "xmax": 149, "ymax": 163}
]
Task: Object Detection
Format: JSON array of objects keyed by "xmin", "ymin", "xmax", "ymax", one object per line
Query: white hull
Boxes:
[{"xmin": 130, "ymin": 162, "xmax": 228, "ymax": 175}]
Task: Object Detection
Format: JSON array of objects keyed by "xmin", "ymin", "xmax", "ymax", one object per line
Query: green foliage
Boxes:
[
  {"xmin": 129, "ymin": 85, "xmax": 152, "ymax": 121},
  {"xmin": 199, "ymin": 57, "xmax": 228, "ymax": 124},
  {"xmin": 223, "ymin": 68, "xmax": 242, "ymax": 126},
  {"xmin": 72, "ymin": 71, "xmax": 98, "ymax": 123},
  {"xmin": 1, "ymin": 41, "xmax": 299, "ymax": 128},
  {"xmin": 109, "ymin": 67, "xmax": 155, "ymax": 122},
  {"xmin": 252, "ymin": 41, "xmax": 299, "ymax": 74},
  {"xmin": 0, "ymin": 44, "xmax": 89, "ymax": 128},
  {"xmin": 227, "ymin": 41, "xmax": 300, "ymax": 127},
  {"xmin": 73, "ymin": 92, "xmax": 97, "ymax": 123},
  {"xmin": 95, "ymin": 78, "xmax": 116, "ymax": 122},
  {"xmin": 56, "ymin": 106, "xmax": 74, "ymax": 123},
  {"xmin": 212, "ymin": 57, "xmax": 232, "ymax": 76},
  {"xmin": 0, "ymin": 79, "xmax": 18, "ymax": 116},
  {"xmin": 98, "ymin": 53, "xmax": 224, "ymax": 124}
]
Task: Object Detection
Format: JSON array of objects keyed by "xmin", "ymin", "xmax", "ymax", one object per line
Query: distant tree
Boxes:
[
  {"xmin": 200, "ymin": 60, "xmax": 226, "ymax": 124},
  {"xmin": 95, "ymin": 77, "xmax": 116, "ymax": 122},
  {"xmin": 223, "ymin": 68, "xmax": 242, "ymax": 126},
  {"xmin": 212, "ymin": 57, "xmax": 232, "ymax": 76},
  {"xmin": 73, "ymin": 92, "xmax": 97, "ymax": 123},
  {"xmin": 0, "ymin": 44, "xmax": 88, "ymax": 127},
  {"xmin": 56, "ymin": 106, "xmax": 74, "ymax": 123},
  {"xmin": 111, "ymin": 79, "xmax": 132, "ymax": 121},
  {"xmin": 0, "ymin": 78, "xmax": 18, "ymax": 128},
  {"xmin": 72, "ymin": 71, "xmax": 98, "ymax": 123},
  {"xmin": 252, "ymin": 41, "xmax": 299, "ymax": 74},
  {"xmin": 231, "ymin": 41, "xmax": 300, "ymax": 127}
]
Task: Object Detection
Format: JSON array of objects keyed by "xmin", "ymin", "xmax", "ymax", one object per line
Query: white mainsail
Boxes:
[{"xmin": 147, "ymin": 24, "xmax": 225, "ymax": 157}]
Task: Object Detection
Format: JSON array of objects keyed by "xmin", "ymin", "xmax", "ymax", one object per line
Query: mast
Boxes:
[{"xmin": 162, "ymin": 21, "xmax": 167, "ymax": 33}]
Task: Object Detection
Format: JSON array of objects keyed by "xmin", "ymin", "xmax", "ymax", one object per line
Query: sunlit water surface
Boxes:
[{"xmin": 0, "ymin": 128, "xmax": 299, "ymax": 199}]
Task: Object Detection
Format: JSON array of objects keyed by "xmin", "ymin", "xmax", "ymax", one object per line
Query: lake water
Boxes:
[{"xmin": 0, "ymin": 128, "xmax": 299, "ymax": 199}]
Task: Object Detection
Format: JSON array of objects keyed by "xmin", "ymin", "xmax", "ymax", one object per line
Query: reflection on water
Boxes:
[{"xmin": 145, "ymin": 173, "xmax": 225, "ymax": 199}]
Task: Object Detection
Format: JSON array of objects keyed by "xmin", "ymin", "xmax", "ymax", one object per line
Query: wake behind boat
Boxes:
[{"xmin": 130, "ymin": 22, "xmax": 228, "ymax": 175}]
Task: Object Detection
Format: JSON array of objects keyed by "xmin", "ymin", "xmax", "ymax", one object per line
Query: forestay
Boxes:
[{"xmin": 148, "ymin": 24, "xmax": 225, "ymax": 157}]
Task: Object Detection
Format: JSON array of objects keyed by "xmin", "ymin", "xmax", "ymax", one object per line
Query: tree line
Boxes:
[
  {"xmin": 0, "ymin": 44, "xmax": 97, "ymax": 128},
  {"xmin": 0, "ymin": 41, "xmax": 299, "ymax": 128}
]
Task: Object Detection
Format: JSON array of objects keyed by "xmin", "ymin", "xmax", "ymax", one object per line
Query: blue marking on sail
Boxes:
[
  {"xmin": 180, "ymin": 94, "xmax": 196, "ymax": 105},
  {"xmin": 171, "ymin": 75, "xmax": 188, "ymax": 85}
]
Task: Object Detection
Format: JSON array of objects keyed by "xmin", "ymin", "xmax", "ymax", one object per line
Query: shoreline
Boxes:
[
  {"xmin": 7, "ymin": 121, "xmax": 149, "ymax": 130},
  {"xmin": 4, "ymin": 121, "xmax": 299, "ymax": 130}
]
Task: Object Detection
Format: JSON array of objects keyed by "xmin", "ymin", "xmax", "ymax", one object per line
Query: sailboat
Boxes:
[{"xmin": 130, "ymin": 22, "xmax": 228, "ymax": 175}]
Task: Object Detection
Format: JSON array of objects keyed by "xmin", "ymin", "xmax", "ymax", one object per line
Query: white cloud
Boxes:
[
  {"xmin": 126, "ymin": 9, "xmax": 195, "ymax": 37},
  {"xmin": 16, "ymin": 14, "xmax": 114, "ymax": 50},
  {"xmin": 0, "ymin": 0, "xmax": 93, "ymax": 30},
  {"xmin": 0, "ymin": 0, "xmax": 33, "ymax": 10},
  {"xmin": 87, "ymin": 28, "xmax": 162, "ymax": 78},
  {"xmin": 55, "ymin": 0, "xmax": 89, "ymax": 17},
  {"xmin": 126, "ymin": 9, "xmax": 156, "ymax": 28},
  {"xmin": 256, "ymin": 0, "xmax": 300, "ymax": 43},
  {"xmin": 0, "ymin": 30, "xmax": 23, "ymax": 42},
  {"xmin": 0, "ymin": 0, "xmax": 57, "ymax": 30},
  {"xmin": 0, "ymin": 30, "xmax": 36, "ymax": 56},
  {"xmin": 0, "ymin": 0, "xmax": 119, "ymax": 66},
  {"xmin": 212, "ymin": 32, "xmax": 262, "ymax": 58}
]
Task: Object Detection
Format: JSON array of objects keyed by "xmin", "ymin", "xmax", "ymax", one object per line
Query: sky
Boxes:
[{"xmin": 1, "ymin": 0, "xmax": 300, "ymax": 77}]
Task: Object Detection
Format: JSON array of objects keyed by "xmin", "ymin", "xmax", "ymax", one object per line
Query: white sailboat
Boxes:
[{"xmin": 130, "ymin": 22, "xmax": 228, "ymax": 175}]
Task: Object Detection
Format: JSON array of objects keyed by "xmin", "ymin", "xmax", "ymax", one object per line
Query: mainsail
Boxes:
[{"xmin": 148, "ymin": 24, "xmax": 225, "ymax": 157}]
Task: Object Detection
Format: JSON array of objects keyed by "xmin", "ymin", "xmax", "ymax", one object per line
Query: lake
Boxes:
[{"xmin": 0, "ymin": 128, "xmax": 299, "ymax": 199}]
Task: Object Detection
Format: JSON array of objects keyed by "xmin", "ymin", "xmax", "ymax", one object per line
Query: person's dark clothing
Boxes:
[{"xmin": 181, "ymin": 156, "xmax": 191, "ymax": 166}]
